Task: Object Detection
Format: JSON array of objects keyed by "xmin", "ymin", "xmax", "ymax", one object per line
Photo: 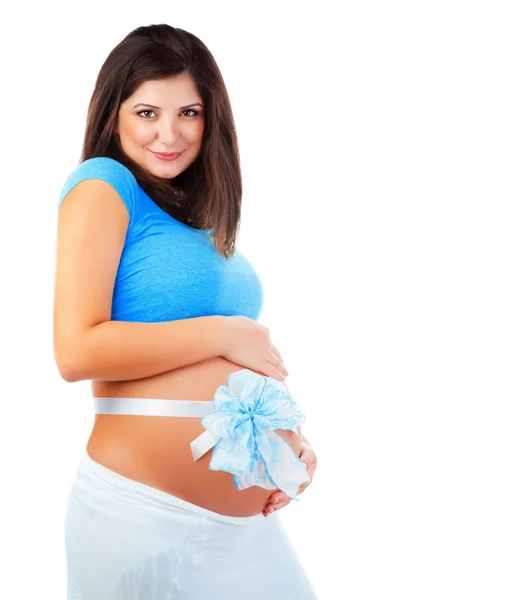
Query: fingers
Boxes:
[
  {"xmin": 271, "ymin": 344, "xmax": 284, "ymax": 363},
  {"xmin": 265, "ymin": 347, "xmax": 288, "ymax": 382},
  {"xmin": 262, "ymin": 469, "xmax": 315, "ymax": 516},
  {"xmin": 271, "ymin": 345, "xmax": 288, "ymax": 377},
  {"xmin": 263, "ymin": 494, "xmax": 292, "ymax": 517},
  {"xmin": 263, "ymin": 500, "xmax": 291, "ymax": 517},
  {"xmin": 270, "ymin": 492, "xmax": 289, "ymax": 504}
]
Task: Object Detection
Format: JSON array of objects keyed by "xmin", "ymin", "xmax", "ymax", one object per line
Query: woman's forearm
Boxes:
[{"xmin": 56, "ymin": 315, "xmax": 226, "ymax": 383}]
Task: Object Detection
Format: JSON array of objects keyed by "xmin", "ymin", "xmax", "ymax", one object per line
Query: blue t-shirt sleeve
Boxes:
[{"xmin": 57, "ymin": 157, "xmax": 138, "ymax": 225}]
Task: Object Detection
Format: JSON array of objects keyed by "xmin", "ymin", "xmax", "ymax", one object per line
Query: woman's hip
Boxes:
[{"xmin": 64, "ymin": 451, "xmax": 317, "ymax": 599}]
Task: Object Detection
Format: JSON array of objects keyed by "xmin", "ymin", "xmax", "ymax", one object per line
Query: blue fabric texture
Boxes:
[
  {"xmin": 201, "ymin": 369, "xmax": 310, "ymax": 498},
  {"xmin": 57, "ymin": 156, "xmax": 264, "ymax": 322}
]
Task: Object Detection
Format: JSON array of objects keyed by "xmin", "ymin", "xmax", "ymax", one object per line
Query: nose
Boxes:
[{"xmin": 156, "ymin": 116, "xmax": 181, "ymax": 147}]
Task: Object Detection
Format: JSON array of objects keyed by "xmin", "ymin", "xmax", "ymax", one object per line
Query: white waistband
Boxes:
[{"xmin": 93, "ymin": 397, "xmax": 215, "ymax": 418}]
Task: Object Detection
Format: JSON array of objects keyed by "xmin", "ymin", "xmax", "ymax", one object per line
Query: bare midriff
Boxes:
[{"xmin": 87, "ymin": 356, "xmax": 301, "ymax": 517}]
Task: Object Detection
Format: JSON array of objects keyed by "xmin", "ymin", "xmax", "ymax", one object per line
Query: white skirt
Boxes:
[{"xmin": 64, "ymin": 450, "xmax": 318, "ymax": 599}]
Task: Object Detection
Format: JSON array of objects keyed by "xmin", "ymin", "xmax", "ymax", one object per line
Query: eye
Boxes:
[
  {"xmin": 137, "ymin": 109, "xmax": 201, "ymax": 119},
  {"xmin": 137, "ymin": 110, "xmax": 156, "ymax": 119}
]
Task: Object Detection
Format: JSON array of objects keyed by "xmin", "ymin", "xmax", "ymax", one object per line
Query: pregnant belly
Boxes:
[{"xmin": 87, "ymin": 357, "xmax": 302, "ymax": 517}]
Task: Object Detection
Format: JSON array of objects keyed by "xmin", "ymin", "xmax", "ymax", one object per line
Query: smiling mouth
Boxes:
[
  {"xmin": 151, "ymin": 150, "xmax": 184, "ymax": 155},
  {"xmin": 150, "ymin": 150, "xmax": 184, "ymax": 162}
]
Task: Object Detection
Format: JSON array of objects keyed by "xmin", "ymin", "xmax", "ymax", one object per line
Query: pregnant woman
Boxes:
[{"xmin": 54, "ymin": 23, "xmax": 318, "ymax": 599}]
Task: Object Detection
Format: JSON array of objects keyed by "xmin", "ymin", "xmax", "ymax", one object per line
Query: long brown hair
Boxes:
[{"xmin": 80, "ymin": 23, "xmax": 242, "ymax": 259}]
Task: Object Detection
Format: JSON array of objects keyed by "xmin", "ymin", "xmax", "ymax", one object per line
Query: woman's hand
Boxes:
[
  {"xmin": 218, "ymin": 316, "xmax": 289, "ymax": 382},
  {"xmin": 262, "ymin": 436, "xmax": 317, "ymax": 517}
]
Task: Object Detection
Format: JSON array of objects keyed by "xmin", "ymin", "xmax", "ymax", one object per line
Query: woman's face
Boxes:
[{"xmin": 116, "ymin": 73, "xmax": 205, "ymax": 178}]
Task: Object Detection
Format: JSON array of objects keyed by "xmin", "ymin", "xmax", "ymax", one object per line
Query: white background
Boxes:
[{"xmin": 1, "ymin": 1, "xmax": 510, "ymax": 598}]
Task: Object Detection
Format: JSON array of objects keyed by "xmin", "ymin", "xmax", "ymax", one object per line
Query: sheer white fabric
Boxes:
[{"xmin": 64, "ymin": 452, "xmax": 318, "ymax": 599}]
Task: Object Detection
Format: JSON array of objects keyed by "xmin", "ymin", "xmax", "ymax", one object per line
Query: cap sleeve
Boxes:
[{"xmin": 57, "ymin": 157, "xmax": 138, "ymax": 226}]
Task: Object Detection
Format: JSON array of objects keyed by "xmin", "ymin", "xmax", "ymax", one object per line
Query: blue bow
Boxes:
[{"xmin": 200, "ymin": 369, "xmax": 310, "ymax": 499}]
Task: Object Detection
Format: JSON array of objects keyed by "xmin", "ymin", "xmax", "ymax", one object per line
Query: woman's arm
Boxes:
[
  {"xmin": 57, "ymin": 316, "xmax": 226, "ymax": 383},
  {"xmin": 54, "ymin": 178, "xmax": 229, "ymax": 383},
  {"xmin": 54, "ymin": 177, "xmax": 287, "ymax": 384}
]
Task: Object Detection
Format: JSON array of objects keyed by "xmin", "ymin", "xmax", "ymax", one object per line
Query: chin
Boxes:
[{"xmin": 152, "ymin": 164, "xmax": 184, "ymax": 178}]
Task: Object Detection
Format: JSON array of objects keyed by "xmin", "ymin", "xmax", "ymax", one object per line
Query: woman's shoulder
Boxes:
[
  {"xmin": 73, "ymin": 156, "xmax": 137, "ymax": 183},
  {"xmin": 58, "ymin": 156, "xmax": 140, "ymax": 217}
]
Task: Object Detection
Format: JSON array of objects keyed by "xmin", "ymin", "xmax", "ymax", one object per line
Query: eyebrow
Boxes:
[{"xmin": 132, "ymin": 102, "xmax": 203, "ymax": 110}]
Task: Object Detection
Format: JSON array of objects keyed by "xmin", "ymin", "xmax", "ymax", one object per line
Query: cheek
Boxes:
[
  {"xmin": 119, "ymin": 119, "xmax": 152, "ymax": 145},
  {"xmin": 131, "ymin": 123, "xmax": 154, "ymax": 144},
  {"xmin": 189, "ymin": 121, "xmax": 205, "ymax": 143}
]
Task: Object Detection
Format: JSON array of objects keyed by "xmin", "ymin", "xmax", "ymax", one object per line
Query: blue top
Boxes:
[{"xmin": 57, "ymin": 157, "xmax": 264, "ymax": 323}]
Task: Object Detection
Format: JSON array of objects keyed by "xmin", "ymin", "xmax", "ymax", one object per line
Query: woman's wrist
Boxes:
[{"xmin": 211, "ymin": 315, "xmax": 230, "ymax": 356}]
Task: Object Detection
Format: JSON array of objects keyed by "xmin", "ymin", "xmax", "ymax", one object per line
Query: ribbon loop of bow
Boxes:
[{"xmin": 191, "ymin": 369, "xmax": 310, "ymax": 499}]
